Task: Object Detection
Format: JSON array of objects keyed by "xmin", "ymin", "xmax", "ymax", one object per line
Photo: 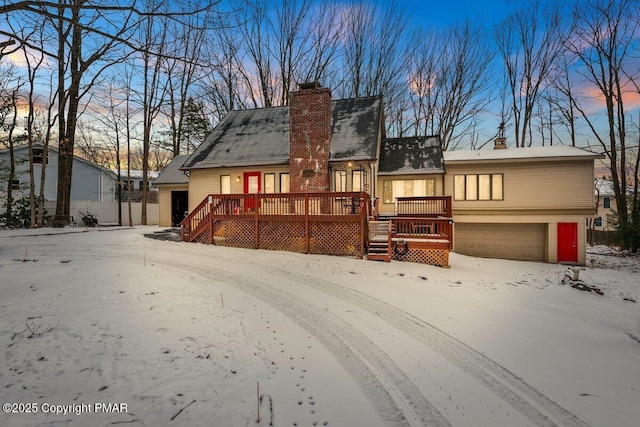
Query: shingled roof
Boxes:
[
  {"xmin": 181, "ymin": 96, "xmax": 382, "ymax": 170},
  {"xmin": 153, "ymin": 155, "xmax": 189, "ymax": 185},
  {"xmin": 378, "ymin": 136, "xmax": 444, "ymax": 175}
]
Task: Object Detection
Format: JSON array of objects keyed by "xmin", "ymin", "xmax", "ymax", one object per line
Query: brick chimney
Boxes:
[
  {"xmin": 494, "ymin": 136, "xmax": 508, "ymax": 149},
  {"xmin": 289, "ymin": 82, "xmax": 332, "ymax": 192}
]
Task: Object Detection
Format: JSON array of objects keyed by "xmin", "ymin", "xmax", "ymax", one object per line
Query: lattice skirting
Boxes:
[
  {"xmin": 309, "ymin": 222, "xmax": 362, "ymax": 258},
  {"xmin": 392, "ymin": 246, "xmax": 449, "ymax": 267},
  {"xmin": 204, "ymin": 219, "xmax": 363, "ymax": 258},
  {"xmin": 192, "ymin": 229, "xmax": 211, "ymax": 245},
  {"xmin": 258, "ymin": 221, "xmax": 306, "ymax": 253},
  {"xmin": 213, "ymin": 220, "xmax": 256, "ymax": 248}
]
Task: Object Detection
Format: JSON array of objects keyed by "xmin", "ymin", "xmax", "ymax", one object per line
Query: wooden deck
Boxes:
[
  {"xmin": 181, "ymin": 192, "xmax": 370, "ymax": 257},
  {"xmin": 182, "ymin": 193, "xmax": 453, "ymax": 266}
]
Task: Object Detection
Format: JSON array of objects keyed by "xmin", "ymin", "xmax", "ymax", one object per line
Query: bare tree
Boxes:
[
  {"xmin": 1, "ymin": 79, "xmax": 25, "ymax": 227},
  {"xmin": 565, "ymin": 0, "xmax": 640, "ymax": 251},
  {"xmin": 235, "ymin": 0, "xmax": 276, "ymax": 107},
  {"xmin": 18, "ymin": 26, "xmax": 48, "ymax": 227},
  {"xmin": 1, "ymin": 0, "xmax": 221, "ymax": 226},
  {"xmin": 339, "ymin": 0, "xmax": 409, "ymax": 100},
  {"xmin": 136, "ymin": 4, "xmax": 169, "ymax": 225},
  {"xmin": 548, "ymin": 57, "xmax": 579, "ymax": 147},
  {"xmin": 233, "ymin": 0, "xmax": 319, "ymax": 107},
  {"xmin": 163, "ymin": 2, "xmax": 213, "ymax": 156},
  {"xmin": 495, "ymin": 0, "xmax": 566, "ymax": 147},
  {"xmin": 200, "ymin": 25, "xmax": 249, "ymax": 122},
  {"xmin": 336, "ymin": 0, "xmax": 410, "ymax": 136},
  {"xmin": 407, "ymin": 21, "xmax": 495, "ymax": 150}
]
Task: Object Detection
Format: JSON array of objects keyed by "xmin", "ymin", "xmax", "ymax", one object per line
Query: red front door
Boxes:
[
  {"xmin": 557, "ymin": 222, "xmax": 578, "ymax": 263},
  {"xmin": 243, "ymin": 172, "xmax": 261, "ymax": 210}
]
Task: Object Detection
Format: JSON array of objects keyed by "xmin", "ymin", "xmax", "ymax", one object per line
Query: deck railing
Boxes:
[
  {"xmin": 395, "ymin": 195, "xmax": 451, "ymax": 218},
  {"xmin": 181, "ymin": 192, "xmax": 371, "ymax": 256},
  {"xmin": 390, "ymin": 216, "xmax": 453, "ymax": 250}
]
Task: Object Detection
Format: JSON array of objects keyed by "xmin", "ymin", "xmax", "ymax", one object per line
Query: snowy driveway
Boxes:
[{"xmin": 1, "ymin": 227, "xmax": 639, "ymax": 427}]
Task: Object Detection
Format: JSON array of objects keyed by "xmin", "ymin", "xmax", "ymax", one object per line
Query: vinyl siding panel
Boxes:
[
  {"xmin": 188, "ymin": 166, "xmax": 290, "ymax": 211},
  {"xmin": 445, "ymin": 160, "xmax": 595, "ymax": 212}
]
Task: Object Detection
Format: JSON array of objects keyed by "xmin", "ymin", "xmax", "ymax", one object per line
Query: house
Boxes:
[
  {"xmin": 180, "ymin": 83, "xmax": 383, "ymax": 210},
  {"xmin": 173, "ymin": 83, "xmax": 601, "ymax": 265},
  {"xmin": 444, "ymin": 141, "xmax": 602, "ymax": 264},
  {"xmin": 376, "ymin": 136, "xmax": 445, "ymax": 216},
  {"xmin": 154, "ymin": 154, "xmax": 189, "ymax": 227},
  {"xmin": 0, "ymin": 143, "xmax": 117, "ymax": 204},
  {"xmin": 592, "ymin": 177, "xmax": 634, "ymax": 231},
  {"xmin": 112, "ymin": 168, "xmax": 160, "ymax": 203}
]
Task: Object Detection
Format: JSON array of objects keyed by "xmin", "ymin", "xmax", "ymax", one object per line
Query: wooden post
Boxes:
[
  {"xmin": 360, "ymin": 195, "xmax": 366, "ymax": 259},
  {"xmin": 254, "ymin": 193, "xmax": 260, "ymax": 249},
  {"xmin": 256, "ymin": 381, "xmax": 260, "ymax": 423},
  {"xmin": 209, "ymin": 195, "xmax": 214, "ymax": 244},
  {"xmin": 387, "ymin": 219, "xmax": 393, "ymax": 260},
  {"xmin": 304, "ymin": 193, "xmax": 310, "ymax": 254}
]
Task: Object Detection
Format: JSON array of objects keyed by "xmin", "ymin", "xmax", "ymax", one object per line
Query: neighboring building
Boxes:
[
  {"xmin": 154, "ymin": 155, "xmax": 189, "ymax": 227},
  {"xmin": 592, "ymin": 177, "xmax": 634, "ymax": 231},
  {"xmin": 0, "ymin": 143, "xmax": 117, "ymax": 203},
  {"xmin": 171, "ymin": 83, "xmax": 601, "ymax": 265},
  {"xmin": 112, "ymin": 168, "xmax": 160, "ymax": 203}
]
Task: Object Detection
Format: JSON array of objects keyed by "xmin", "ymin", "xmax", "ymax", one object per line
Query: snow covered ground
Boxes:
[{"xmin": 0, "ymin": 226, "xmax": 638, "ymax": 427}]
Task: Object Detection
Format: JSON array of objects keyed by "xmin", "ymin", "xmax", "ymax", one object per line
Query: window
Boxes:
[
  {"xmin": 220, "ymin": 175, "xmax": 231, "ymax": 194},
  {"xmin": 33, "ymin": 148, "xmax": 47, "ymax": 164},
  {"xmin": 264, "ymin": 173, "xmax": 275, "ymax": 193},
  {"xmin": 454, "ymin": 174, "xmax": 503, "ymax": 201},
  {"xmin": 603, "ymin": 197, "xmax": 611, "ymax": 209},
  {"xmin": 334, "ymin": 170, "xmax": 347, "ymax": 192},
  {"xmin": 382, "ymin": 179, "xmax": 435, "ymax": 204},
  {"xmin": 280, "ymin": 173, "xmax": 290, "ymax": 193},
  {"xmin": 352, "ymin": 170, "xmax": 368, "ymax": 192},
  {"xmin": 594, "ymin": 217, "xmax": 602, "ymax": 227}
]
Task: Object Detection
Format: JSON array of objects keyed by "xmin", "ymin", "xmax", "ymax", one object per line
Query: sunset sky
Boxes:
[{"xmin": 2, "ymin": 0, "xmax": 638, "ymax": 151}]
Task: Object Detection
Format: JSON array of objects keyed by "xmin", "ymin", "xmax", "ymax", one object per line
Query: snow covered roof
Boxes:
[
  {"xmin": 181, "ymin": 96, "xmax": 383, "ymax": 170},
  {"xmin": 594, "ymin": 177, "xmax": 635, "ymax": 196},
  {"xmin": 153, "ymin": 155, "xmax": 189, "ymax": 185},
  {"xmin": 112, "ymin": 169, "xmax": 160, "ymax": 180},
  {"xmin": 0, "ymin": 142, "xmax": 117, "ymax": 177},
  {"xmin": 378, "ymin": 136, "xmax": 444, "ymax": 175},
  {"xmin": 444, "ymin": 145, "xmax": 603, "ymax": 163}
]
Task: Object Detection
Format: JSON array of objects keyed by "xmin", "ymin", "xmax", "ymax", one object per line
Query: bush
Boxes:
[{"xmin": 0, "ymin": 195, "xmax": 49, "ymax": 228}]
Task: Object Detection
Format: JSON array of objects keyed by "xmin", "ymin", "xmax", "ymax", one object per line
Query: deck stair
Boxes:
[{"xmin": 367, "ymin": 220, "xmax": 391, "ymax": 262}]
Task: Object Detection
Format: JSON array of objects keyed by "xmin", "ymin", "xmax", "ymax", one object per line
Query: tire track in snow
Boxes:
[
  {"xmin": 54, "ymin": 235, "xmax": 587, "ymax": 426},
  {"xmin": 59, "ymin": 243, "xmax": 450, "ymax": 427},
  {"xmin": 248, "ymin": 263, "xmax": 592, "ymax": 427},
  {"xmin": 181, "ymin": 263, "xmax": 451, "ymax": 427}
]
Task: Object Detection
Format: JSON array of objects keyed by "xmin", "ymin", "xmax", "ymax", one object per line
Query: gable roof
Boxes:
[
  {"xmin": 181, "ymin": 96, "xmax": 382, "ymax": 170},
  {"xmin": 443, "ymin": 145, "xmax": 603, "ymax": 164},
  {"xmin": 0, "ymin": 142, "xmax": 117, "ymax": 178},
  {"xmin": 153, "ymin": 155, "xmax": 190, "ymax": 185},
  {"xmin": 378, "ymin": 136, "xmax": 444, "ymax": 175},
  {"xmin": 594, "ymin": 177, "xmax": 635, "ymax": 197}
]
